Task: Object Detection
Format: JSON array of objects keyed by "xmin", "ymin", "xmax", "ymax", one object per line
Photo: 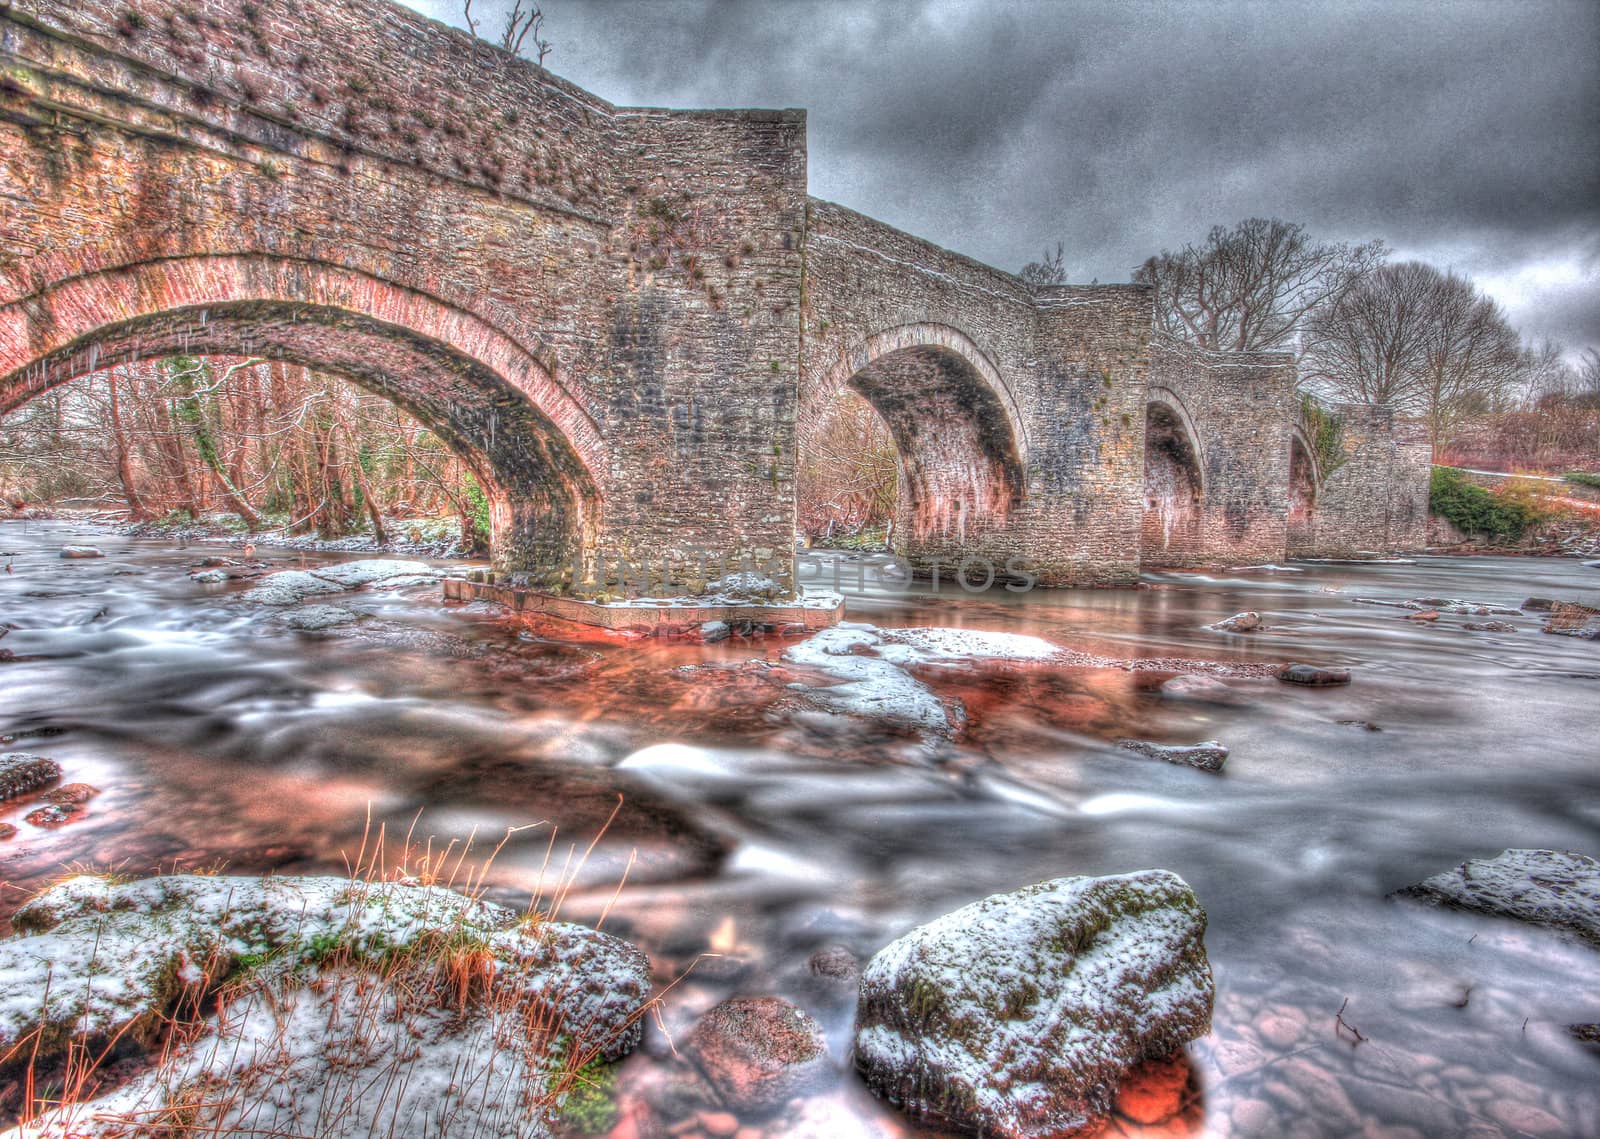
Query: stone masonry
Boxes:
[{"xmin": 0, "ymin": 0, "xmax": 1429, "ymax": 588}]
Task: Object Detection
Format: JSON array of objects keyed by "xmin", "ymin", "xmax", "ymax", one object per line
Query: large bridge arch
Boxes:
[
  {"xmin": 0, "ymin": 255, "xmax": 604, "ymax": 581},
  {"xmin": 803, "ymin": 322, "xmax": 1028, "ymax": 558}
]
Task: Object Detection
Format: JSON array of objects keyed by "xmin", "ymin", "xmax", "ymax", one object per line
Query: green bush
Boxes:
[
  {"xmin": 1430, "ymin": 467, "xmax": 1543, "ymax": 541},
  {"xmin": 1563, "ymin": 471, "xmax": 1600, "ymax": 491}
]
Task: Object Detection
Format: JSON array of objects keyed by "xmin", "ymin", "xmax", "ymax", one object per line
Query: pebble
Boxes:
[
  {"xmin": 1113, "ymin": 1053, "xmax": 1188, "ymax": 1125},
  {"xmin": 1229, "ymin": 1097, "xmax": 1276, "ymax": 1133},
  {"xmin": 0, "ymin": 823, "xmax": 16, "ymax": 840},
  {"xmin": 696, "ymin": 1110, "xmax": 739, "ymax": 1138},
  {"xmin": 1258, "ymin": 1013, "xmax": 1302, "ymax": 1048},
  {"xmin": 1487, "ymin": 1100, "xmax": 1566, "ymax": 1137},
  {"xmin": 24, "ymin": 803, "xmax": 85, "ymax": 828}
]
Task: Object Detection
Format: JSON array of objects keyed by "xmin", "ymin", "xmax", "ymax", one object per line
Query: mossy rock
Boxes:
[{"xmin": 853, "ymin": 871, "xmax": 1213, "ymax": 1138}]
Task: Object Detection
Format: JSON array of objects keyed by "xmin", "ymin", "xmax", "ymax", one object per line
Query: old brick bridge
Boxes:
[{"xmin": 0, "ymin": 0, "xmax": 1430, "ymax": 590}]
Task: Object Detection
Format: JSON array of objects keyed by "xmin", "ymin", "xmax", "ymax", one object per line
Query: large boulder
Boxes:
[
  {"xmin": 854, "ymin": 871, "xmax": 1214, "ymax": 1139},
  {"xmin": 1394, "ymin": 848, "xmax": 1600, "ymax": 948},
  {"xmin": 4, "ymin": 874, "xmax": 651, "ymax": 1137}
]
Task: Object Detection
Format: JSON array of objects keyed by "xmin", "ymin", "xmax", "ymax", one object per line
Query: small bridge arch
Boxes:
[{"xmin": 804, "ymin": 321, "xmax": 1028, "ymax": 553}]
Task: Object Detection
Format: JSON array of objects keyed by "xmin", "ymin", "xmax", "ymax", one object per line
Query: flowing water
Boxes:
[{"xmin": 1, "ymin": 518, "xmax": 1598, "ymax": 1138}]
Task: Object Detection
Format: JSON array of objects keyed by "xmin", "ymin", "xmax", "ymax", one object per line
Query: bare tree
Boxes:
[
  {"xmin": 1019, "ymin": 242, "xmax": 1066, "ymax": 286},
  {"xmin": 1303, "ymin": 260, "xmax": 1526, "ymax": 450},
  {"xmin": 463, "ymin": 0, "xmax": 552, "ymax": 64},
  {"xmin": 1135, "ymin": 218, "xmax": 1386, "ymax": 353}
]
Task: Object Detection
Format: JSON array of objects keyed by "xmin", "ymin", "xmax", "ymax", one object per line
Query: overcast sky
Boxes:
[{"xmin": 403, "ymin": 0, "xmax": 1598, "ymax": 357}]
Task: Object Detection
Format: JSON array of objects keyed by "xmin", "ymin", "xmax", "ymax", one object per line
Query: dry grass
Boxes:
[{"xmin": 2, "ymin": 800, "xmax": 663, "ymax": 1138}]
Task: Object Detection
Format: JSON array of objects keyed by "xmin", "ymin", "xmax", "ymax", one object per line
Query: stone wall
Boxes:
[
  {"xmin": 1147, "ymin": 337, "xmax": 1299, "ymax": 566},
  {"xmin": 1293, "ymin": 405, "xmax": 1432, "ymax": 557}
]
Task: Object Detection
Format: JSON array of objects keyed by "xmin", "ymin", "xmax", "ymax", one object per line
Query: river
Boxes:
[{"xmin": 1, "ymin": 517, "xmax": 1597, "ymax": 1138}]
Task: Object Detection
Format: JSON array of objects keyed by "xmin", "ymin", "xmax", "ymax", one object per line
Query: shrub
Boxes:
[
  {"xmin": 1564, "ymin": 471, "xmax": 1600, "ymax": 491},
  {"xmin": 1429, "ymin": 467, "xmax": 1543, "ymax": 541}
]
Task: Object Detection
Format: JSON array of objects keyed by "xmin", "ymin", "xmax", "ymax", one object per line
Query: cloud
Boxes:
[{"xmin": 404, "ymin": 0, "xmax": 1599, "ymax": 350}]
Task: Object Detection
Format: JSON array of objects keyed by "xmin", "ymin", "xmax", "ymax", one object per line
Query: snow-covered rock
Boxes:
[
  {"xmin": 782, "ymin": 624, "xmax": 1062, "ymax": 736},
  {"xmin": 854, "ymin": 871, "xmax": 1213, "ymax": 1139},
  {"xmin": 306, "ymin": 558, "xmax": 437, "ymax": 587},
  {"xmin": 1, "ymin": 874, "xmax": 651, "ymax": 1138},
  {"xmin": 59, "ymin": 546, "xmax": 105, "ymax": 559},
  {"xmin": 1211, "ymin": 612, "xmax": 1261, "ymax": 633},
  {"xmin": 247, "ymin": 559, "xmax": 441, "ymax": 606},
  {"xmin": 1394, "ymin": 848, "xmax": 1600, "ymax": 948},
  {"xmin": 282, "ymin": 604, "xmax": 363, "ymax": 630}
]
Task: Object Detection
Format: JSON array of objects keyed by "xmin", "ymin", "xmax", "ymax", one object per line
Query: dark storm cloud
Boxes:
[{"xmin": 410, "ymin": 0, "xmax": 1599, "ymax": 351}]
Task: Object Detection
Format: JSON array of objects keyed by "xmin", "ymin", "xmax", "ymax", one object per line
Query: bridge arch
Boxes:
[
  {"xmin": 1286, "ymin": 427, "xmax": 1321, "ymax": 553},
  {"xmin": 1141, "ymin": 386, "xmax": 1207, "ymax": 564},
  {"xmin": 0, "ymin": 255, "xmax": 603, "ymax": 581},
  {"xmin": 806, "ymin": 323, "xmax": 1027, "ymax": 552}
]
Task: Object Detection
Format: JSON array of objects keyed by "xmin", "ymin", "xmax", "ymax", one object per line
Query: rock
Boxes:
[
  {"xmin": 1463, "ymin": 621, "xmax": 1517, "ymax": 632},
  {"xmin": 1113, "ymin": 1053, "xmax": 1190, "ymax": 1125},
  {"xmin": 1394, "ymin": 848, "xmax": 1600, "ymax": 948},
  {"xmin": 1277, "ymin": 663, "xmax": 1351, "ymax": 686},
  {"xmin": 60, "ymin": 546, "xmax": 105, "ymax": 559},
  {"xmin": 1522, "ymin": 597, "xmax": 1559, "ymax": 612},
  {"xmin": 282, "ymin": 605, "xmax": 362, "ymax": 630},
  {"xmin": 247, "ymin": 570, "xmax": 349, "ymax": 606},
  {"xmin": 248, "ymin": 560, "xmax": 438, "ymax": 606},
  {"xmin": 685, "ymin": 996, "xmax": 828, "ymax": 1116},
  {"xmin": 696, "ymin": 1111, "xmax": 740, "ymax": 1138},
  {"xmin": 1117, "ymin": 739, "xmax": 1228, "ymax": 772},
  {"xmin": 806, "ymin": 945, "xmax": 861, "ymax": 987},
  {"xmin": 0, "ymin": 753, "xmax": 62, "ymax": 799},
  {"xmin": 0, "ymin": 824, "xmax": 15, "ymax": 840},
  {"xmin": 1212, "ymin": 612, "xmax": 1261, "ymax": 633},
  {"xmin": 1258, "ymin": 1012, "xmax": 1303, "ymax": 1049},
  {"xmin": 1407, "ymin": 610, "xmax": 1441, "ymax": 622},
  {"xmin": 1337, "ymin": 719, "xmax": 1382, "ymax": 731},
  {"xmin": 1542, "ymin": 601, "xmax": 1600, "ymax": 640},
  {"xmin": 1159, "ymin": 674, "xmax": 1237, "ymax": 703},
  {"xmin": 701, "ymin": 620, "xmax": 731, "ymax": 643},
  {"xmin": 24, "ymin": 803, "xmax": 84, "ymax": 827},
  {"xmin": 309, "ymin": 559, "xmax": 438, "ymax": 587},
  {"xmin": 42, "ymin": 783, "xmax": 99, "ymax": 805},
  {"xmin": 189, "ymin": 568, "xmax": 229, "ymax": 584},
  {"xmin": 854, "ymin": 871, "xmax": 1213, "ymax": 1139},
  {"xmin": 5, "ymin": 874, "xmax": 651, "ymax": 1137},
  {"xmin": 1570, "ymin": 1023, "xmax": 1600, "ymax": 1043}
]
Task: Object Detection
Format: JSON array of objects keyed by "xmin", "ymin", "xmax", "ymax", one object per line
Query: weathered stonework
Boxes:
[{"xmin": 0, "ymin": 0, "xmax": 1429, "ymax": 588}]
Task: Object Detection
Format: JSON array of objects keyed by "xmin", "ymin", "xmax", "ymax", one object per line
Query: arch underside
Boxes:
[
  {"xmin": 1141, "ymin": 401, "xmax": 1205, "ymax": 565},
  {"xmin": 2, "ymin": 301, "xmax": 600, "ymax": 581},
  {"xmin": 1286, "ymin": 436, "xmax": 1318, "ymax": 553},
  {"xmin": 843, "ymin": 344, "xmax": 1026, "ymax": 554}
]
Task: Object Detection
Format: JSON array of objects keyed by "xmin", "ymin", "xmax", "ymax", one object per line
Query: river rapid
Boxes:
[{"xmin": 1, "ymin": 517, "xmax": 1597, "ymax": 1138}]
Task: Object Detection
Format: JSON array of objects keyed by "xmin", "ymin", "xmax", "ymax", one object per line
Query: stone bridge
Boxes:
[{"xmin": 0, "ymin": 0, "xmax": 1430, "ymax": 590}]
